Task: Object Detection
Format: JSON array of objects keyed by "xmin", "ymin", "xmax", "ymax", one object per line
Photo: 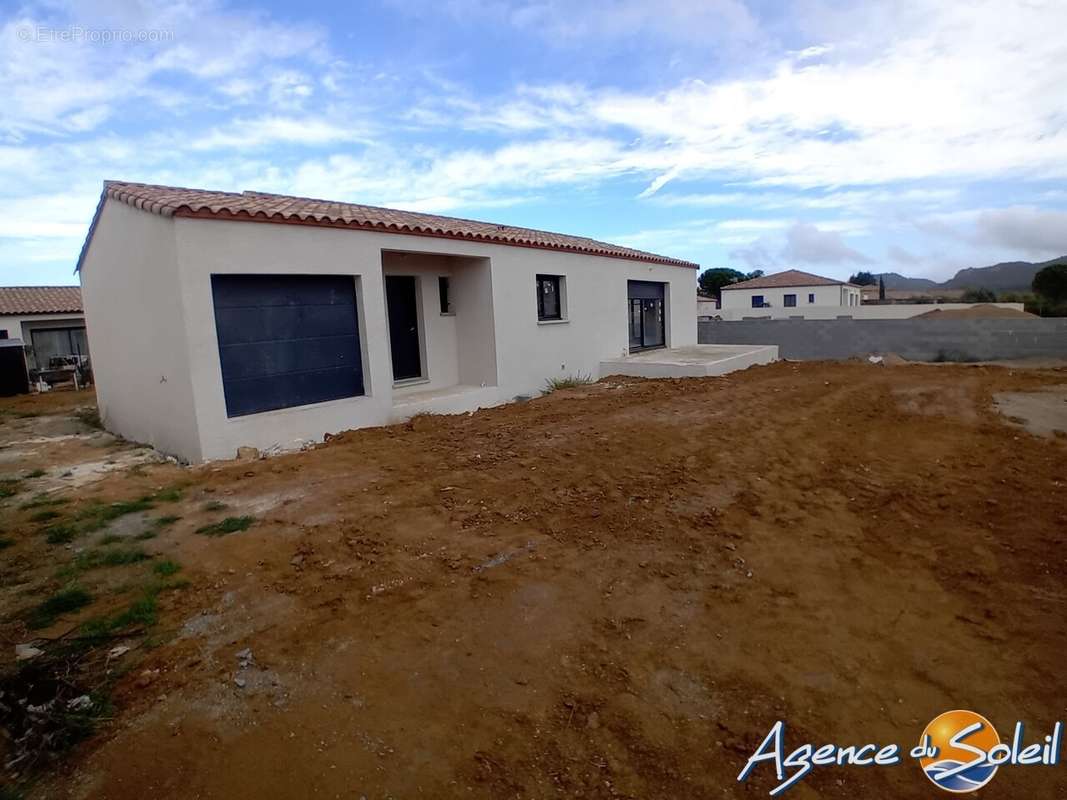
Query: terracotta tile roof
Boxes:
[
  {"xmin": 720, "ymin": 269, "xmax": 857, "ymax": 291},
  {"xmin": 77, "ymin": 181, "xmax": 698, "ymax": 271},
  {"xmin": 0, "ymin": 286, "xmax": 82, "ymax": 315}
]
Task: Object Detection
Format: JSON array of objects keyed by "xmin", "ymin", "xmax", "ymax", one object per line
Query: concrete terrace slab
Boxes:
[{"xmin": 599, "ymin": 344, "xmax": 778, "ymax": 379}]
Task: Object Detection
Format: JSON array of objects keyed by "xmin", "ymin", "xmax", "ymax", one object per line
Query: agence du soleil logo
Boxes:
[{"xmin": 737, "ymin": 710, "xmax": 1062, "ymax": 795}]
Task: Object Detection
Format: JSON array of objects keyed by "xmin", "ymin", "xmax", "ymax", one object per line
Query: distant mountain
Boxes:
[
  {"xmin": 877, "ymin": 272, "xmax": 938, "ymax": 292},
  {"xmin": 879, "ymin": 255, "xmax": 1067, "ymax": 294}
]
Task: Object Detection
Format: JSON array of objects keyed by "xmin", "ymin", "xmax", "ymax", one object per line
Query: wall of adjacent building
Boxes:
[
  {"xmin": 720, "ymin": 283, "xmax": 854, "ymax": 312},
  {"xmin": 79, "ymin": 200, "xmax": 201, "ymax": 460},
  {"xmin": 712, "ymin": 301, "xmax": 1027, "ymax": 321},
  {"xmin": 700, "ymin": 317, "xmax": 1067, "ymax": 361}
]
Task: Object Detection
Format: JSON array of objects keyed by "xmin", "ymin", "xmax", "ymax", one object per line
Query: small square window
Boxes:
[
  {"xmin": 784, "ymin": 294, "xmax": 797, "ymax": 307},
  {"xmin": 751, "ymin": 295, "xmax": 764, "ymax": 308},
  {"xmin": 808, "ymin": 293, "xmax": 815, "ymax": 304},
  {"xmin": 536, "ymin": 274, "xmax": 563, "ymax": 320},
  {"xmin": 438, "ymin": 276, "xmax": 452, "ymax": 314}
]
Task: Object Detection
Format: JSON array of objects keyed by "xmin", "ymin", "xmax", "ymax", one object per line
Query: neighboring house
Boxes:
[
  {"xmin": 77, "ymin": 181, "xmax": 698, "ymax": 462},
  {"xmin": 697, "ymin": 292, "xmax": 719, "ymax": 318},
  {"xmin": 720, "ymin": 270, "xmax": 862, "ymax": 317},
  {"xmin": 0, "ymin": 286, "xmax": 87, "ymax": 370}
]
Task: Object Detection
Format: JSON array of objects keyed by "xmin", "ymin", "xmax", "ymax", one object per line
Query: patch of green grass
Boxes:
[
  {"xmin": 153, "ymin": 487, "xmax": 182, "ymax": 502},
  {"xmin": 155, "ymin": 514, "xmax": 181, "ymax": 527},
  {"xmin": 133, "ymin": 530, "xmax": 157, "ymax": 541},
  {"xmin": 30, "ymin": 509, "xmax": 61, "ymax": 523},
  {"xmin": 0, "ymin": 478, "xmax": 22, "ymax": 499},
  {"xmin": 196, "ymin": 515, "xmax": 254, "ymax": 537},
  {"xmin": 202, "ymin": 500, "xmax": 227, "ymax": 512},
  {"xmin": 27, "ymin": 586, "xmax": 92, "ymax": 629},
  {"xmin": 0, "ymin": 537, "xmax": 14, "ymax": 550},
  {"xmin": 20, "ymin": 494, "xmax": 69, "ymax": 510},
  {"xmin": 45, "ymin": 524, "xmax": 77, "ymax": 544},
  {"xmin": 73, "ymin": 547, "xmax": 151, "ymax": 571},
  {"xmin": 153, "ymin": 559, "xmax": 181, "ymax": 577},
  {"xmin": 81, "ymin": 577, "xmax": 186, "ymax": 637},
  {"xmin": 72, "ymin": 497, "xmax": 157, "ymax": 534},
  {"xmin": 99, "ymin": 533, "xmax": 123, "ymax": 545},
  {"xmin": 24, "ymin": 468, "xmax": 46, "ymax": 479},
  {"xmin": 543, "ymin": 372, "xmax": 595, "ymax": 393}
]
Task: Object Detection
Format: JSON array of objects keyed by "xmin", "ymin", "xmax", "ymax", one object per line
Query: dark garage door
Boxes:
[{"xmin": 211, "ymin": 275, "xmax": 364, "ymax": 417}]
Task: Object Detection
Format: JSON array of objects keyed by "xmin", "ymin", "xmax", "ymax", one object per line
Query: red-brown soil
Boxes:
[{"xmin": 1, "ymin": 362, "xmax": 1065, "ymax": 799}]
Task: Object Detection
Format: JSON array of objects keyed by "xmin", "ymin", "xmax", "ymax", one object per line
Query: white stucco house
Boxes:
[
  {"xmin": 77, "ymin": 181, "xmax": 699, "ymax": 462},
  {"xmin": 719, "ymin": 270, "xmax": 862, "ymax": 318},
  {"xmin": 0, "ymin": 286, "xmax": 87, "ymax": 370}
]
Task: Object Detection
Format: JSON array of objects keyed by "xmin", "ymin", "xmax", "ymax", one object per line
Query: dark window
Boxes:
[
  {"xmin": 0, "ymin": 330, "xmax": 7, "ymax": 339},
  {"xmin": 784, "ymin": 294, "xmax": 797, "ymax": 307},
  {"xmin": 438, "ymin": 276, "xmax": 451, "ymax": 314},
  {"xmin": 808, "ymin": 293, "xmax": 815, "ymax": 304},
  {"xmin": 536, "ymin": 274, "xmax": 562, "ymax": 320},
  {"xmin": 751, "ymin": 295, "xmax": 764, "ymax": 308},
  {"xmin": 29, "ymin": 327, "xmax": 88, "ymax": 370},
  {"xmin": 211, "ymin": 274, "xmax": 364, "ymax": 417}
]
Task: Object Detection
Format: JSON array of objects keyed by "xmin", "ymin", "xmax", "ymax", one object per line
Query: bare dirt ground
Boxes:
[{"xmin": 1, "ymin": 361, "xmax": 1066, "ymax": 799}]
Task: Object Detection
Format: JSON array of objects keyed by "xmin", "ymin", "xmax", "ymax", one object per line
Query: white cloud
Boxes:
[
  {"xmin": 782, "ymin": 222, "xmax": 872, "ymax": 265},
  {"xmin": 974, "ymin": 207, "xmax": 1067, "ymax": 258}
]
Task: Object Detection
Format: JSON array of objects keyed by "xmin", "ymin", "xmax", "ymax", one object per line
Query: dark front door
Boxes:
[
  {"xmin": 627, "ymin": 280, "xmax": 666, "ymax": 351},
  {"xmin": 386, "ymin": 276, "xmax": 422, "ymax": 381}
]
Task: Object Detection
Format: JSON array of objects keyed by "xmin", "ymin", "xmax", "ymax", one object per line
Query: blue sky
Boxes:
[{"xmin": 2, "ymin": 0, "xmax": 1066, "ymax": 287}]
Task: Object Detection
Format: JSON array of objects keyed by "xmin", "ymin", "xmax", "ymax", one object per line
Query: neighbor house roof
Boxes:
[
  {"xmin": 720, "ymin": 270, "xmax": 858, "ymax": 291},
  {"xmin": 0, "ymin": 286, "xmax": 83, "ymax": 315},
  {"xmin": 76, "ymin": 181, "xmax": 698, "ymax": 272}
]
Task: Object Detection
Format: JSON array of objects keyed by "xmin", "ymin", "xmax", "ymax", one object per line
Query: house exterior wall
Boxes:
[
  {"xmin": 78, "ymin": 200, "xmax": 201, "ymax": 459},
  {"xmin": 697, "ymin": 298, "xmax": 718, "ymax": 317},
  {"xmin": 84, "ymin": 204, "xmax": 696, "ymax": 462},
  {"xmin": 487, "ymin": 251, "xmax": 694, "ymax": 396},
  {"xmin": 720, "ymin": 283, "xmax": 859, "ymax": 312}
]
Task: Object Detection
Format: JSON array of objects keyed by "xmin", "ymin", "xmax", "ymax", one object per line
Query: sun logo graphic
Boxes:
[{"xmin": 918, "ymin": 710, "xmax": 1001, "ymax": 793}]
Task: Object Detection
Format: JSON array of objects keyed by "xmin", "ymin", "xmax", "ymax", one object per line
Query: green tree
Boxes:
[
  {"xmin": 698, "ymin": 267, "xmax": 747, "ymax": 297},
  {"xmin": 1032, "ymin": 263, "xmax": 1067, "ymax": 303},
  {"xmin": 960, "ymin": 287, "xmax": 997, "ymax": 303},
  {"xmin": 849, "ymin": 271, "xmax": 877, "ymax": 286}
]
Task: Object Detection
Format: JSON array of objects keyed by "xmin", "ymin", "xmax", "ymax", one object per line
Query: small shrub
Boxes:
[
  {"xmin": 99, "ymin": 533, "xmax": 123, "ymax": 545},
  {"xmin": 153, "ymin": 559, "xmax": 181, "ymax": 577},
  {"xmin": 28, "ymin": 586, "xmax": 92, "ymax": 629},
  {"xmin": 155, "ymin": 514, "xmax": 181, "ymax": 527},
  {"xmin": 24, "ymin": 469, "xmax": 46, "ymax": 479},
  {"xmin": 0, "ymin": 537, "xmax": 14, "ymax": 550},
  {"xmin": 543, "ymin": 373, "xmax": 595, "ymax": 393},
  {"xmin": 45, "ymin": 524, "xmax": 77, "ymax": 545},
  {"xmin": 202, "ymin": 500, "xmax": 227, "ymax": 512},
  {"xmin": 30, "ymin": 509, "xmax": 61, "ymax": 523},
  {"xmin": 0, "ymin": 479, "xmax": 22, "ymax": 499},
  {"xmin": 153, "ymin": 487, "xmax": 182, "ymax": 503},
  {"xmin": 196, "ymin": 515, "xmax": 254, "ymax": 537},
  {"xmin": 133, "ymin": 530, "xmax": 157, "ymax": 541}
]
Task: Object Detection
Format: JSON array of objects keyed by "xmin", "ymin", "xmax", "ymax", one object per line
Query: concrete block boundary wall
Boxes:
[{"xmin": 698, "ymin": 318, "xmax": 1067, "ymax": 362}]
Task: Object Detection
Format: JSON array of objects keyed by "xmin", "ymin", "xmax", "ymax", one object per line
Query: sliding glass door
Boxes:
[{"xmin": 627, "ymin": 281, "xmax": 666, "ymax": 352}]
